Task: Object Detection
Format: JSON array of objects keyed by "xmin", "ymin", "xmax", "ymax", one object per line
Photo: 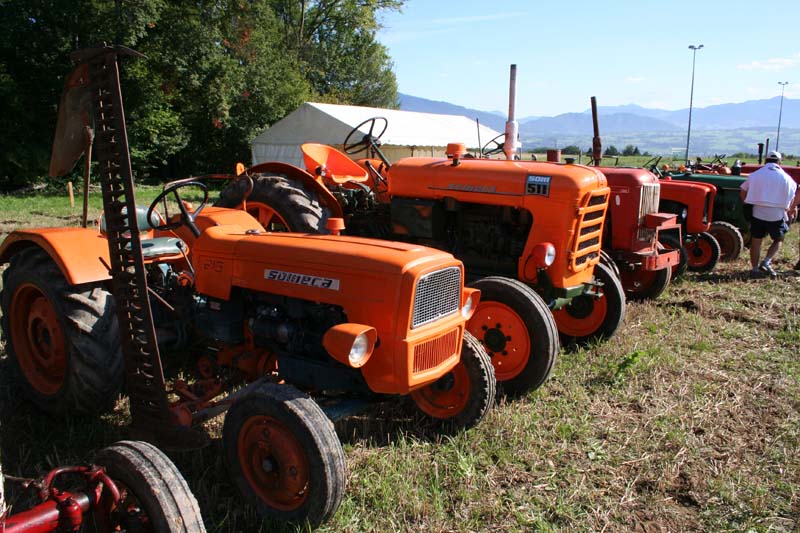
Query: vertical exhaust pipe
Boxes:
[
  {"xmin": 757, "ymin": 142, "xmax": 764, "ymax": 164},
  {"xmin": 591, "ymin": 96, "xmax": 602, "ymax": 166},
  {"xmin": 503, "ymin": 64, "xmax": 519, "ymax": 160}
]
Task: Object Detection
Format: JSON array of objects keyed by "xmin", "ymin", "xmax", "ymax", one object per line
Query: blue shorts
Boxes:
[{"xmin": 750, "ymin": 217, "xmax": 789, "ymax": 240}]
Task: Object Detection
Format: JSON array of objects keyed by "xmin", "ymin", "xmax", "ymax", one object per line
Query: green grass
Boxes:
[{"xmin": 1, "ymin": 190, "xmax": 799, "ymax": 532}]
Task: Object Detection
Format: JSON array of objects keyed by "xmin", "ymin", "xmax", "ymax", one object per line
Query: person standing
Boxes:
[{"xmin": 740, "ymin": 151, "xmax": 799, "ymax": 278}]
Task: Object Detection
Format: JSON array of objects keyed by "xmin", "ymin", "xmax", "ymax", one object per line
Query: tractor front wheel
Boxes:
[
  {"xmin": 685, "ymin": 232, "xmax": 721, "ymax": 273},
  {"xmin": 215, "ymin": 174, "xmax": 327, "ymax": 233},
  {"xmin": 708, "ymin": 221, "xmax": 744, "ymax": 262},
  {"xmin": 620, "ymin": 266, "xmax": 672, "ymax": 301},
  {"xmin": 223, "ymin": 383, "xmax": 346, "ymax": 528},
  {"xmin": 552, "ymin": 262, "xmax": 626, "ymax": 346},
  {"xmin": 466, "ymin": 276, "xmax": 558, "ymax": 396},
  {"xmin": 411, "ymin": 331, "xmax": 496, "ymax": 430},
  {"xmin": 93, "ymin": 440, "xmax": 206, "ymax": 532},
  {"xmin": 0, "ymin": 248, "xmax": 122, "ymax": 414}
]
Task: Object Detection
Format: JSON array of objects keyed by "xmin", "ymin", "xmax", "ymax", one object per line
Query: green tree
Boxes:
[
  {"xmin": 562, "ymin": 145, "xmax": 581, "ymax": 155},
  {"xmin": 0, "ymin": 0, "xmax": 404, "ymax": 189},
  {"xmin": 604, "ymin": 145, "xmax": 619, "ymax": 156}
]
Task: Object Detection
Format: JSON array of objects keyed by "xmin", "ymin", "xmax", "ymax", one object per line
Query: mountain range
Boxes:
[{"xmin": 398, "ymin": 93, "xmax": 800, "ymax": 155}]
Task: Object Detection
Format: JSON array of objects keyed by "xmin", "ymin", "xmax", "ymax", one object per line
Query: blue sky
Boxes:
[{"xmin": 376, "ymin": 0, "xmax": 799, "ymax": 118}]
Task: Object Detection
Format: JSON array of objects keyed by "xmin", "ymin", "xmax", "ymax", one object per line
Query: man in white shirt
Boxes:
[{"xmin": 740, "ymin": 151, "xmax": 799, "ymax": 278}]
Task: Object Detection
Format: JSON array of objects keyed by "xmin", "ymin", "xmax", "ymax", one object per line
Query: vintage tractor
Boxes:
[
  {"xmin": 582, "ymin": 97, "xmax": 681, "ymax": 300},
  {"xmin": 0, "ymin": 440, "xmax": 205, "ymax": 532},
  {"xmin": 0, "ymin": 46, "xmax": 495, "ymax": 527},
  {"xmin": 218, "ymin": 66, "xmax": 625, "ymax": 396},
  {"xmin": 656, "ymin": 158, "xmax": 748, "ymax": 262}
]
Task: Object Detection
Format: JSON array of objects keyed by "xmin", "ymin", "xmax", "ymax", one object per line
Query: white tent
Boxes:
[{"xmin": 250, "ymin": 102, "xmax": 502, "ymax": 168}]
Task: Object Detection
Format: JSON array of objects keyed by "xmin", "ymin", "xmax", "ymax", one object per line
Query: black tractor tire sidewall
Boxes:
[
  {"xmin": 215, "ymin": 174, "xmax": 328, "ymax": 234},
  {"xmin": 708, "ymin": 220, "xmax": 744, "ymax": 262},
  {"xmin": 468, "ymin": 276, "xmax": 559, "ymax": 395},
  {"xmin": 94, "ymin": 440, "xmax": 206, "ymax": 533},
  {"xmin": 222, "ymin": 383, "xmax": 346, "ymax": 528},
  {"xmin": 0, "ymin": 248, "xmax": 122, "ymax": 414}
]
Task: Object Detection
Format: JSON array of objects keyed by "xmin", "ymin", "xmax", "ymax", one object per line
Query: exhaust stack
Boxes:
[
  {"xmin": 591, "ymin": 96, "xmax": 602, "ymax": 166},
  {"xmin": 503, "ymin": 64, "xmax": 520, "ymax": 160}
]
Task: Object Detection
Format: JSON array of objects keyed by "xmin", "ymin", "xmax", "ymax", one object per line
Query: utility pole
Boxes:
[
  {"xmin": 685, "ymin": 44, "xmax": 704, "ymax": 164},
  {"xmin": 776, "ymin": 81, "xmax": 789, "ymax": 152}
]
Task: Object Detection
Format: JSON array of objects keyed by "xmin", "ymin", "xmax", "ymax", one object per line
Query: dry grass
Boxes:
[{"xmin": 1, "ymin": 192, "xmax": 798, "ymax": 532}]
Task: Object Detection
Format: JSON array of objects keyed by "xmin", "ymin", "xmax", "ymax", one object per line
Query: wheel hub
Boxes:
[{"xmin": 566, "ymin": 294, "xmax": 595, "ymax": 319}]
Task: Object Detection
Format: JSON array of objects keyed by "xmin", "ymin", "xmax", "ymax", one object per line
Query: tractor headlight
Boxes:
[
  {"xmin": 323, "ymin": 324, "xmax": 377, "ymax": 368},
  {"xmin": 349, "ymin": 333, "xmax": 371, "ymax": 366},
  {"xmin": 681, "ymin": 207, "xmax": 688, "ymax": 220},
  {"xmin": 460, "ymin": 288, "xmax": 480, "ymax": 319},
  {"xmin": 532, "ymin": 242, "xmax": 557, "ymax": 268}
]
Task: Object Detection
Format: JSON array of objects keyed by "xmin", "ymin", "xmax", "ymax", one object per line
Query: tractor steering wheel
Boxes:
[
  {"xmin": 146, "ymin": 178, "xmax": 209, "ymax": 238},
  {"xmin": 481, "ymin": 133, "xmax": 505, "ymax": 157},
  {"xmin": 642, "ymin": 155, "xmax": 662, "ymax": 174},
  {"xmin": 343, "ymin": 117, "xmax": 388, "ymax": 155}
]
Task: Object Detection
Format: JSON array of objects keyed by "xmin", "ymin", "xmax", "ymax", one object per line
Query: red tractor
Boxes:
[
  {"xmin": 217, "ymin": 66, "xmax": 625, "ymax": 397},
  {"xmin": 0, "ymin": 440, "xmax": 205, "ymax": 533},
  {"xmin": 583, "ymin": 97, "xmax": 681, "ymax": 300},
  {"xmin": 0, "ymin": 46, "xmax": 494, "ymax": 527}
]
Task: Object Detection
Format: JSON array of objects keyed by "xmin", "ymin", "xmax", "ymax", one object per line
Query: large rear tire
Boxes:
[
  {"xmin": 215, "ymin": 174, "xmax": 328, "ymax": 233},
  {"xmin": 552, "ymin": 262, "xmax": 626, "ymax": 346},
  {"xmin": 466, "ymin": 276, "xmax": 558, "ymax": 396},
  {"xmin": 685, "ymin": 231, "xmax": 720, "ymax": 273},
  {"xmin": 708, "ymin": 220, "xmax": 744, "ymax": 262},
  {"xmin": 93, "ymin": 440, "xmax": 206, "ymax": 532},
  {"xmin": 223, "ymin": 383, "xmax": 346, "ymax": 528},
  {"xmin": 411, "ymin": 331, "xmax": 495, "ymax": 430},
  {"xmin": 620, "ymin": 266, "xmax": 671, "ymax": 301},
  {"xmin": 0, "ymin": 247, "xmax": 122, "ymax": 414}
]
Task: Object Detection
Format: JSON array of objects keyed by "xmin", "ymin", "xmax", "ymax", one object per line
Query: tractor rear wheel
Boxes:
[
  {"xmin": 215, "ymin": 174, "xmax": 327, "ymax": 233},
  {"xmin": 708, "ymin": 221, "xmax": 744, "ymax": 262},
  {"xmin": 0, "ymin": 247, "xmax": 122, "ymax": 414},
  {"xmin": 223, "ymin": 383, "xmax": 346, "ymax": 528},
  {"xmin": 552, "ymin": 262, "xmax": 626, "ymax": 346},
  {"xmin": 411, "ymin": 331, "xmax": 495, "ymax": 430},
  {"xmin": 620, "ymin": 266, "xmax": 671, "ymax": 301},
  {"xmin": 93, "ymin": 440, "xmax": 206, "ymax": 532},
  {"xmin": 685, "ymin": 232, "xmax": 720, "ymax": 273},
  {"xmin": 465, "ymin": 276, "xmax": 558, "ymax": 396},
  {"xmin": 659, "ymin": 234, "xmax": 688, "ymax": 279}
]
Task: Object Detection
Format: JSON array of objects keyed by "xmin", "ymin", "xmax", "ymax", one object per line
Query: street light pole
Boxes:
[
  {"xmin": 776, "ymin": 81, "xmax": 789, "ymax": 152},
  {"xmin": 685, "ymin": 44, "xmax": 704, "ymax": 164}
]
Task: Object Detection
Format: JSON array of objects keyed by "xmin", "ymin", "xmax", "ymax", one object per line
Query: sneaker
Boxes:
[
  {"xmin": 759, "ymin": 261, "xmax": 777, "ymax": 278},
  {"xmin": 749, "ymin": 269, "xmax": 764, "ymax": 279}
]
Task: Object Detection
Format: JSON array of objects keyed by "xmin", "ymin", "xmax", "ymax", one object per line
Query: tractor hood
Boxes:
[
  {"xmin": 388, "ymin": 157, "xmax": 607, "ymax": 202},
  {"xmin": 191, "ymin": 225, "xmax": 462, "ymax": 301},
  {"xmin": 598, "ymin": 166, "xmax": 659, "ymax": 188}
]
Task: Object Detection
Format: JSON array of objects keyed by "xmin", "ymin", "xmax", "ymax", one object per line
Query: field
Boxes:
[{"xmin": 1, "ymin": 187, "xmax": 798, "ymax": 532}]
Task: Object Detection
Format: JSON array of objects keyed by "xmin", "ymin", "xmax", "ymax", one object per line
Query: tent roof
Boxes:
[{"xmin": 252, "ymin": 102, "xmax": 501, "ymax": 149}]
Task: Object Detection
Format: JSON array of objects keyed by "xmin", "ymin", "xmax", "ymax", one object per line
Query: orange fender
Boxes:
[
  {"xmin": 245, "ymin": 162, "xmax": 344, "ymax": 219},
  {"xmin": 0, "ymin": 228, "xmax": 111, "ymax": 285}
]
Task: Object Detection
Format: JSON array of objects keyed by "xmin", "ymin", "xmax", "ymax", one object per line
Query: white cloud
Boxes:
[{"xmin": 736, "ymin": 54, "xmax": 800, "ymax": 71}]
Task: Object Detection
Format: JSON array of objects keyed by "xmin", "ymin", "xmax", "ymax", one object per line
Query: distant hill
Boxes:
[
  {"xmin": 398, "ymin": 94, "xmax": 506, "ymax": 131},
  {"xmin": 397, "ymin": 93, "xmax": 800, "ymax": 155},
  {"xmin": 520, "ymin": 112, "xmax": 680, "ymax": 136}
]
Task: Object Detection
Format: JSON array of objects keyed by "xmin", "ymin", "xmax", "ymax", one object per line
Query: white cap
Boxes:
[{"xmin": 767, "ymin": 150, "xmax": 782, "ymax": 160}]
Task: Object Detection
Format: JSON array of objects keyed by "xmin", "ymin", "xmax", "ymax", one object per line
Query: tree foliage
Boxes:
[
  {"xmin": 604, "ymin": 145, "xmax": 619, "ymax": 156},
  {"xmin": 0, "ymin": 0, "xmax": 403, "ymax": 189}
]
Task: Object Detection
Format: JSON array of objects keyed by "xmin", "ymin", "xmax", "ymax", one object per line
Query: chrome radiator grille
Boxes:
[
  {"xmin": 639, "ymin": 183, "xmax": 661, "ymax": 221},
  {"xmin": 411, "ymin": 266, "xmax": 461, "ymax": 329}
]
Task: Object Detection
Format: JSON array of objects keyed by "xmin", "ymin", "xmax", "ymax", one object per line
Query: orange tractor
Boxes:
[
  {"xmin": 0, "ymin": 46, "xmax": 494, "ymax": 527},
  {"xmin": 217, "ymin": 66, "xmax": 625, "ymax": 396}
]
